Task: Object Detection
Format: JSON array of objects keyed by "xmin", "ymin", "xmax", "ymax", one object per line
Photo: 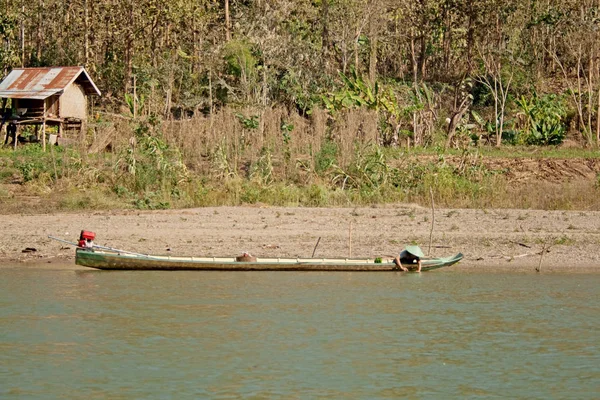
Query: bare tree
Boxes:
[
  {"xmin": 548, "ymin": 26, "xmax": 599, "ymax": 146},
  {"xmin": 475, "ymin": 46, "xmax": 514, "ymax": 147},
  {"xmin": 446, "ymin": 79, "xmax": 473, "ymax": 149}
]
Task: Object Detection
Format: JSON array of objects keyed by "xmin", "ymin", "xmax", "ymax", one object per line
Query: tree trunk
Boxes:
[
  {"xmin": 225, "ymin": 0, "xmax": 231, "ymax": 42},
  {"xmin": 321, "ymin": 0, "xmax": 329, "ymax": 55},
  {"xmin": 443, "ymin": 8, "xmax": 451, "ymax": 73},
  {"xmin": 466, "ymin": 5, "xmax": 475, "ymax": 73},
  {"xmin": 354, "ymin": 32, "xmax": 359, "ymax": 73},
  {"xmin": 596, "ymin": 87, "xmax": 600, "ymax": 145},
  {"xmin": 124, "ymin": 3, "xmax": 135, "ymax": 93},
  {"xmin": 410, "ymin": 32, "xmax": 418, "ymax": 84},
  {"xmin": 209, "ymin": 67, "xmax": 213, "ymax": 117},
  {"xmin": 84, "ymin": 0, "xmax": 89, "ymax": 67},
  {"xmin": 368, "ymin": 19, "xmax": 378, "ymax": 83},
  {"xmin": 494, "ymin": 78, "xmax": 501, "ymax": 147},
  {"xmin": 418, "ymin": 36, "xmax": 427, "ymax": 79},
  {"xmin": 20, "ymin": 0, "xmax": 25, "ymax": 66},
  {"xmin": 36, "ymin": 0, "xmax": 43, "ymax": 62},
  {"xmin": 588, "ymin": 51, "xmax": 595, "ymax": 141}
]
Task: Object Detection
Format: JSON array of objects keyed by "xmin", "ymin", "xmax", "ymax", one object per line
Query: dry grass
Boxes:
[
  {"xmin": 500, "ymin": 181, "xmax": 600, "ymax": 210},
  {"xmin": 159, "ymin": 106, "xmax": 381, "ymax": 178},
  {"xmin": 3, "ymin": 106, "xmax": 600, "ymax": 212}
]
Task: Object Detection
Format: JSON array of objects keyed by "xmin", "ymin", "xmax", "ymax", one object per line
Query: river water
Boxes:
[{"xmin": 1, "ymin": 266, "xmax": 598, "ymax": 399}]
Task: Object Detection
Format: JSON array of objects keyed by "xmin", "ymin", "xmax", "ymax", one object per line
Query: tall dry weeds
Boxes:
[{"xmin": 6, "ymin": 106, "xmax": 599, "ymax": 212}]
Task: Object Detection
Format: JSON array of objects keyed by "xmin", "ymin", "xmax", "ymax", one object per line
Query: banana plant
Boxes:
[
  {"xmin": 516, "ymin": 93, "xmax": 567, "ymax": 145},
  {"xmin": 125, "ymin": 93, "xmax": 145, "ymax": 117},
  {"xmin": 323, "ymin": 67, "xmax": 385, "ymax": 112}
]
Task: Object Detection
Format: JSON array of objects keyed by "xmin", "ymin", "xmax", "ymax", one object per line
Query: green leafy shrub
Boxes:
[
  {"xmin": 114, "ymin": 119, "xmax": 188, "ymax": 203},
  {"xmin": 235, "ymin": 113, "xmax": 259, "ymax": 130},
  {"xmin": 516, "ymin": 93, "xmax": 567, "ymax": 145},
  {"xmin": 314, "ymin": 140, "xmax": 339, "ymax": 174},
  {"xmin": 134, "ymin": 192, "xmax": 170, "ymax": 210},
  {"xmin": 250, "ymin": 147, "xmax": 274, "ymax": 184},
  {"xmin": 331, "ymin": 145, "xmax": 390, "ymax": 190}
]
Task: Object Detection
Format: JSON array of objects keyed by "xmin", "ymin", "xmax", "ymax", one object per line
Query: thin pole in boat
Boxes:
[
  {"xmin": 89, "ymin": 243, "xmax": 151, "ymax": 257},
  {"xmin": 428, "ymin": 187, "xmax": 435, "ymax": 256},
  {"xmin": 48, "ymin": 236, "xmax": 151, "ymax": 257},
  {"xmin": 348, "ymin": 222, "xmax": 352, "ymax": 258},
  {"xmin": 312, "ymin": 237, "xmax": 321, "ymax": 258},
  {"xmin": 48, "ymin": 235, "xmax": 80, "ymax": 247}
]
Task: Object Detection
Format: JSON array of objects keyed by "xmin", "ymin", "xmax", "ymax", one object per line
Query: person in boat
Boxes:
[{"xmin": 393, "ymin": 245, "xmax": 424, "ymax": 272}]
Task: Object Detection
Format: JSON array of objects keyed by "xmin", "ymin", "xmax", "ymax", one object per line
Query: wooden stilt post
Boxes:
[
  {"xmin": 42, "ymin": 101, "xmax": 47, "ymax": 151},
  {"xmin": 79, "ymin": 121, "xmax": 86, "ymax": 142},
  {"xmin": 42, "ymin": 120, "xmax": 46, "ymax": 151},
  {"xmin": 0, "ymin": 98, "xmax": 7, "ymax": 141}
]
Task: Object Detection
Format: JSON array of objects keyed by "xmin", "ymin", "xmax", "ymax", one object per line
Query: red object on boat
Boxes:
[
  {"xmin": 78, "ymin": 230, "xmax": 96, "ymax": 247},
  {"xmin": 80, "ymin": 230, "xmax": 95, "ymax": 240}
]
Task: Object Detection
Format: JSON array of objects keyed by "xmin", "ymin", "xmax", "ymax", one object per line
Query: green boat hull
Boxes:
[{"xmin": 76, "ymin": 249, "xmax": 463, "ymax": 272}]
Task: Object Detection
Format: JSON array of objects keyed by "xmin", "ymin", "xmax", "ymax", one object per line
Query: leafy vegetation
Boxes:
[
  {"xmin": 1, "ymin": 1, "xmax": 597, "ymax": 145},
  {"xmin": 516, "ymin": 94, "xmax": 568, "ymax": 146},
  {"xmin": 1, "ymin": 1, "xmax": 600, "ymax": 212}
]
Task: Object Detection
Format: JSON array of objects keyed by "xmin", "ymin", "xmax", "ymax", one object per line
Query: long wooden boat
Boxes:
[{"xmin": 75, "ymin": 248, "xmax": 463, "ymax": 271}]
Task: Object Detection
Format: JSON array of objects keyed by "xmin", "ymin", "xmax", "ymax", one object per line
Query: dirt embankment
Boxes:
[
  {"xmin": 421, "ymin": 155, "xmax": 600, "ymax": 184},
  {"xmin": 474, "ymin": 157, "xmax": 600, "ymax": 184},
  {"xmin": 1, "ymin": 205, "xmax": 599, "ymax": 272}
]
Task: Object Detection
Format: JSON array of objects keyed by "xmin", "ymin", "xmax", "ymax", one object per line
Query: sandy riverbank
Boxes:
[{"xmin": 1, "ymin": 205, "xmax": 599, "ymax": 272}]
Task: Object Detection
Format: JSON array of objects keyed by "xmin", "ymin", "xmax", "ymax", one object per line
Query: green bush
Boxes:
[
  {"xmin": 224, "ymin": 40, "xmax": 257, "ymax": 80},
  {"xmin": 114, "ymin": 121, "xmax": 188, "ymax": 195},
  {"xmin": 314, "ymin": 140, "xmax": 338, "ymax": 174},
  {"xmin": 516, "ymin": 93, "xmax": 567, "ymax": 145}
]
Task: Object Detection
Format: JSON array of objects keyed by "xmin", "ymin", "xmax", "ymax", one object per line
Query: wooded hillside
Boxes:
[
  {"xmin": 2, "ymin": 1, "xmax": 600, "ymax": 212},
  {"xmin": 1, "ymin": 0, "xmax": 599, "ymax": 147}
]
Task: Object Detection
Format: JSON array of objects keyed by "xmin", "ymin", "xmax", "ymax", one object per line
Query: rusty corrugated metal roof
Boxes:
[{"xmin": 0, "ymin": 66, "xmax": 101, "ymax": 100}]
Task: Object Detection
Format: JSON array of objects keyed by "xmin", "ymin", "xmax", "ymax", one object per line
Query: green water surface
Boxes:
[{"xmin": 0, "ymin": 267, "xmax": 598, "ymax": 399}]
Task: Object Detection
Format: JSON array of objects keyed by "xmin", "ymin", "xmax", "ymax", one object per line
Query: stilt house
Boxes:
[{"xmin": 0, "ymin": 66, "xmax": 101, "ymax": 150}]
